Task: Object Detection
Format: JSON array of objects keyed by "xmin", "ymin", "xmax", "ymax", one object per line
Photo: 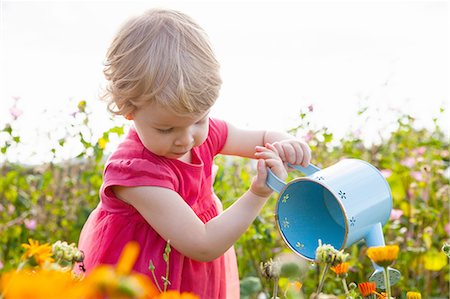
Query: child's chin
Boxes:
[{"xmin": 167, "ymin": 152, "xmax": 188, "ymax": 159}]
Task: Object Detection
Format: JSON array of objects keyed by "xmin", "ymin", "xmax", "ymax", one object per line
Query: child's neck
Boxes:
[{"xmin": 177, "ymin": 150, "xmax": 192, "ymax": 163}]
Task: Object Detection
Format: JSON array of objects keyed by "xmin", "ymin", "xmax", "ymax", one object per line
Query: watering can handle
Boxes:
[
  {"xmin": 266, "ymin": 163, "xmax": 321, "ymax": 193},
  {"xmin": 288, "ymin": 163, "xmax": 321, "ymax": 176}
]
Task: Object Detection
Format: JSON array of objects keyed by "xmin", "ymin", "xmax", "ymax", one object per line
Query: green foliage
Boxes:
[
  {"xmin": 240, "ymin": 276, "xmax": 262, "ymax": 299},
  {"xmin": 0, "ymin": 101, "xmax": 448, "ymax": 298},
  {"xmin": 0, "ymin": 101, "xmax": 125, "ymax": 272}
]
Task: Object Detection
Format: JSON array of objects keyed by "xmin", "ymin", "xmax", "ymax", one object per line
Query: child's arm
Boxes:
[
  {"xmin": 112, "ymin": 144, "xmax": 287, "ymax": 262},
  {"xmin": 221, "ymin": 122, "xmax": 312, "ymax": 167}
]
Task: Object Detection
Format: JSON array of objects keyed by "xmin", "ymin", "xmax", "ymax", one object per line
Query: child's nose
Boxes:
[{"xmin": 174, "ymin": 130, "xmax": 194, "ymax": 147}]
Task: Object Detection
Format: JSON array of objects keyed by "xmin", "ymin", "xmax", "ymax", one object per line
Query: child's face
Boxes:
[{"xmin": 132, "ymin": 102, "xmax": 210, "ymax": 160}]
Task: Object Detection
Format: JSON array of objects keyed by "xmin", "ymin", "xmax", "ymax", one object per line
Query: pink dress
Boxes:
[{"xmin": 78, "ymin": 118, "xmax": 239, "ymax": 299}]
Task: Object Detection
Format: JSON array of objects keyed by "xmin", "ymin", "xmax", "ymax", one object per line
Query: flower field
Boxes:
[{"xmin": 0, "ymin": 101, "xmax": 448, "ymax": 298}]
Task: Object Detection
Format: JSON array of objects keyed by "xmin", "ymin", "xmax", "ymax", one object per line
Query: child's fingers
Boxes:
[
  {"xmin": 264, "ymin": 157, "xmax": 288, "ymax": 181},
  {"xmin": 255, "ymin": 145, "xmax": 265, "ymax": 152},
  {"xmin": 264, "ymin": 142, "xmax": 280, "ymax": 154},
  {"xmin": 300, "ymin": 142, "xmax": 312, "ymax": 167},
  {"xmin": 255, "ymin": 144, "xmax": 279, "ymax": 159},
  {"xmin": 250, "ymin": 159, "xmax": 272, "ymax": 197},
  {"xmin": 254, "ymin": 149, "xmax": 280, "ymax": 160},
  {"xmin": 256, "ymin": 159, "xmax": 267, "ymax": 178},
  {"xmin": 256, "ymin": 144, "xmax": 278, "ymax": 153},
  {"xmin": 255, "ymin": 145, "xmax": 273, "ymax": 155},
  {"xmin": 271, "ymin": 142, "xmax": 285, "ymax": 161},
  {"xmin": 282, "ymin": 143, "xmax": 297, "ymax": 165}
]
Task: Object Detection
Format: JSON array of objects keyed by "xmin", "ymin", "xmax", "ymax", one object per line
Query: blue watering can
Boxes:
[{"xmin": 267, "ymin": 159, "xmax": 401, "ymax": 288}]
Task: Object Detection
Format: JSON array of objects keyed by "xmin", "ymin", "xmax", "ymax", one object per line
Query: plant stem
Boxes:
[
  {"xmin": 383, "ymin": 267, "xmax": 392, "ymax": 299},
  {"xmin": 341, "ymin": 277, "xmax": 349, "ymax": 296},
  {"xmin": 16, "ymin": 261, "xmax": 26, "ymax": 271},
  {"xmin": 272, "ymin": 276, "xmax": 279, "ymax": 299},
  {"xmin": 150, "ymin": 268, "xmax": 162, "ymax": 293},
  {"xmin": 164, "ymin": 260, "xmax": 170, "ymax": 292},
  {"xmin": 315, "ymin": 263, "xmax": 331, "ymax": 298}
]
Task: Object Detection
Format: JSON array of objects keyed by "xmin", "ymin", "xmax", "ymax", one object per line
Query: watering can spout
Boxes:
[
  {"xmin": 365, "ymin": 222, "xmax": 385, "ymax": 248},
  {"xmin": 365, "ymin": 223, "xmax": 401, "ymax": 289}
]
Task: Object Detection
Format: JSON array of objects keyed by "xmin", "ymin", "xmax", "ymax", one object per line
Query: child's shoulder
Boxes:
[
  {"xmin": 207, "ymin": 117, "xmax": 228, "ymax": 139},
  {"xmin": 110, "ymin": 127, "xmax": 146, "ymax": 160},
  {"xmin": 209, "ymin": 117, "xmax": 227, "ymax": 130}
]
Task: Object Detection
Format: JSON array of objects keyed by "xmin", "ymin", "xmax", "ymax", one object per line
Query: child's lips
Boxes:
[{"xmin": 172, "ymin": 150, "xmax": 189, "ymax": 156}]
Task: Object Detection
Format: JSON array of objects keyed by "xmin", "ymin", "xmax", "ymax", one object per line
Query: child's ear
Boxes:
[{"xmin": 125, "ymin": 114, "xmax": 134, "ymax": 120}]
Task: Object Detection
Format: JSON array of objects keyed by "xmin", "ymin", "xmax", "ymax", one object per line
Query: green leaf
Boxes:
[{"xmin": 240, "ymin": 276, "xmax": 262, "ymax": 297}]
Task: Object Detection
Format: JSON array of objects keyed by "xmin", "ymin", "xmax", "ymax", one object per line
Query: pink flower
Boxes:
[
  {"xmin": 445, "ymin": 222, "xmax": 450, "ymax": 236},
  {"xmin": 390, "ymin": 209, "xmax": 403, "ymax": 221},
  {"xmin": 8, "ymin": 204, "xmax": 15, "ymax": 214},
  {"xmin": 413, "ymin": 146, "xmax": 426, "ymax": 155},
  {"xmin": 304, "ymin": 131, "xmax": 315, "ymax": 142},
  {"xmin": 380, "ymin": 169, "xmax": 392, "ymax": 178},
  {"xmin": 442, "ymin": 150, "xmax": 449, "ymax": 159},
  {"xmin": 0, "ymin": 260, "xmax": 3, "ymax": 270},
  {"xmin": 407, "ymin": 188, "xmax": 414, "ymax": 198},
  {"xmin": 410, "ymin": 171, "xmax": 424, "ymax": 182},
  {"xmin": 9, "ymin": 106, "xmax": 23, "ymax": 120},
  {"xmin": 352, "ymin": 129, "xmax": 362, "ymax": 139},
  {"xmin": 401, "ymin": 157, "xmax": 416, "ymax": 168},
  {"xmin": 307, "ymin": 104, "xmax": 314, "ymax": 112},
  {"xmin": 24, "ymin": 219, "xmax": 37, "ymax": 230}
]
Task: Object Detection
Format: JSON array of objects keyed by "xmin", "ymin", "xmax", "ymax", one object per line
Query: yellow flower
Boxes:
[
  {"xmin": 358, "ymin": 281, "xmax": 376, "ymax": 297},
  {"xmin": 423, "ymin": 250, "xmax": 447, "ymax": 271},
  {"xmin": 84, "ymin": 265, "xmax": 119, "ymax": 295},
  {"xmin": 83, "ymin": 241, "xmax": 159, "ymax": 299},
  {"xmin": 97, "ymin": 137, "xmax": 108, "ymax": 149},
  {"xmin": 372, "ymin": 291, "xmax": 387, "ymax": 299},
  {"xmin": 77, "ymin": 100, "xmax": 86, "ymax": 112},
  {"xmin": 330, "ymin": 262, "xmax": 349, "ymax": 276},
  {"xmin": 0, "ymin": 269, "xmax": 83, "ymax": 299},
  {"xmin": 366, "ymin": 245, "xmax": 399, "ymax": 267},
  {"xmin": 292, "ymin": 281, "xmax": 303, "ymax": 291},
  {"xmin": 21, "ymin": 239, "xmax": 54, "ymax": 266},
  {"xmin": 156, "ymin": 290, "xmax": 200, "ymax": 299},
  {"xmin": 406, "ymin": 291, "xmax": 422, "ymax": 299},
  {"xmin": 116, "ymin": 241, "xmax": 140, "ymax": 275}
]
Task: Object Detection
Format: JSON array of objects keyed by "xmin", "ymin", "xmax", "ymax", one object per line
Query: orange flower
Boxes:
[
  {"xmin": 330, "ymin": 262, "xmax": 349, "ymax": 275},
  {"xmin": 156, "ymin": 290, "xmax": 200, "ymax": 299},
  {"xmin": 373, "ymin": 291, "xmax": 387, "ymax": 299},
  {"xmin": 291, "ymin": 281, "xmax": 303, "ymax": 291},
  {"xmin": 83, "ymin": 241, "xmax": 159, "ymax": 299},
  {"xmin": 406, "ymin": 291, "xmax": 422, "ymax": 299},
  {"xmin": 0, "ymin": 269, "xmax": 83, "ymax": 299},
  {"xmin": 366, "ymin": 245, "xmax": 399, "ymax": 267},
  {"xmin": 116, "ymin": 241, "xmax": 140, "ymax": 275},
  {"xmin": 21, "ymin": 239, "xmax": 54, "ymax": 266},
  {"xmin": 358, "ymin": 281, "xmax": 376, "ymax": 297}
]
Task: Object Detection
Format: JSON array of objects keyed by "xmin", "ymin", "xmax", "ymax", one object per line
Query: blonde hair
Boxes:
[{"xmin": 102, "ymin": 8, "xmax": 222, "ymax": 116}]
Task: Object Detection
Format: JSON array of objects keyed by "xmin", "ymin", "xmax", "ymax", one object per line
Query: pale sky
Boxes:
[{"xmin": 0, "ymin": 0, "xmax": 448, "ymax": 163}]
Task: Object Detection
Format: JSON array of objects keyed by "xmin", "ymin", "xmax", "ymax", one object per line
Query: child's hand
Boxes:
[
  {"xmin": 251, "ymin": 143, "xmax": 288, "ymax": 197},
  {"xmin": 271, "ymin": 139, "xmax": 311, "ymax": 168}
]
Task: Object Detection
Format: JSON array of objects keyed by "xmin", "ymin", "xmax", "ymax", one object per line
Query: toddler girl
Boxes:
[{"xmin": 78, "ymin": 8, "xmax": 311, "ymax": 298}]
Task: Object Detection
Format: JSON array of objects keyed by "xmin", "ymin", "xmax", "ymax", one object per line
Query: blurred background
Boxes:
[{"xmin": 1, "ymin": 0, "xmax": 448, "ymax": 162}]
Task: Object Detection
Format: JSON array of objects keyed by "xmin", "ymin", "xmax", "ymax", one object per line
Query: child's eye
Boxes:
[{"xmin": 157, "ymin": 128, "xmax": 173, "ymax": 134}]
